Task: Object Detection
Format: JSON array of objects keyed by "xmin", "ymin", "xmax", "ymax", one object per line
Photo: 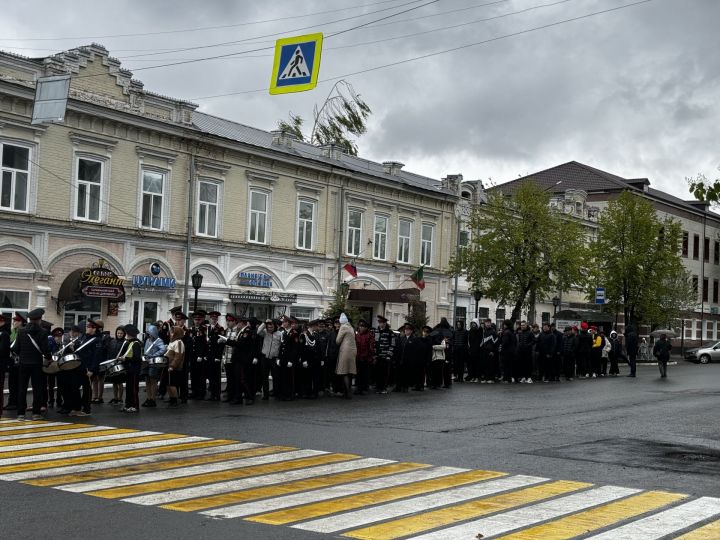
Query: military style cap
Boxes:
[
  {"xmin": 51, "ymin": 327, "xmax": 64, "ymax": 337},
  {"xmin": 123, "ymin": 324, "xmax": 140, "ymax": 337},
  {"xmin": 192, "ymin": 310, "xmax": 207, "ymax": 318},
  {"xmin": 174, "ymin": 311, "xmax": 188, "ymax": 320},
  {"xmin": 208, "ymin": 311, "xmax": 221, "ymax": 318},
  {"xmin": 225, "ymin": 314, "xmax": 237, "ymax": 322},
  {"xmin": 28, "ymin": 308, "xmax": 45, "ymax": 320},
  {"xmin": 376, "ymin": 315, "xmax": 388, "ymax": 323}
]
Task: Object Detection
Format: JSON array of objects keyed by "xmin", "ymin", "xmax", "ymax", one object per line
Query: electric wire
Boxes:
[{"xmin": 190, "ymin": 0, "xmax": 660, "ymax": 100}]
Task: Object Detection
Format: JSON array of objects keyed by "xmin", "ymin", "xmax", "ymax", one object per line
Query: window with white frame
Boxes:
[
  {"xmin": 346, "ymin": 209, "xmax": 362, "ymax": 257},
  {"xmin": 421, "ymin": 223, "xmax": 434, "ymax": 266},
  {"xmin": 397, "ymin": 218, "xmax": 412, "ymax": 264},
  {"xmin": 0, "ymin": 289, "xmax": 30, "ymax": 319},
  {"xmin": 75, "ymin": 157, "xmax": 102, "ymax": 221},
  {"xmin": 373, "ymin": 215, "xmax": 388, "ymax": 260},
  {"xmin": 197, "ymin": 180, "xmax": 218, "ymax": 237},
  {"xmin": 1, "ymin": 142, "xmax": 30, "ymax": 213},
  {"xmin": 141, "ymin": 169, "xmax": 165, "ymax": 230},
  {"xmin": 248, "ymin": 189, "xmax": 268, "ymax": 244},
  {"xmin": 297, "ymin": 199, "xmax": 315, "ymax": 250}
]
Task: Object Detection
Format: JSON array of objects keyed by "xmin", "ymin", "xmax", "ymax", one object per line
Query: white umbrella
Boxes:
[{"xmin": 649, "ymin": 328, "xmax": 677, "ymax": 338}]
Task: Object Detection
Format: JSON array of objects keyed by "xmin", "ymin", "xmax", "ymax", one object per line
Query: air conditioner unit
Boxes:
[{"xmin": 711, "ymin": 307, "xmax": 719, "ymax": 315}]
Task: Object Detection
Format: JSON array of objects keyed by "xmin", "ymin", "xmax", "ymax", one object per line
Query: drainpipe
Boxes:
[
  {"xmin": 336, "ymin": 185, "xmax": 345, "ymax": 292},
  {"xmin": 182, "ymin": 154, "xmax": 196, "ymax": 314}
]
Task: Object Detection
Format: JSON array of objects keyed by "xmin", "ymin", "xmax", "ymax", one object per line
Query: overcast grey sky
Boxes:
[{"xmin": 1, "ymin": 0, "xmax": 717, "ymax": 198}]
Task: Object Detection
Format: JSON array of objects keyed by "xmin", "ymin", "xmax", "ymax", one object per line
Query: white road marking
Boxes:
[
  {"xmin": 0, "ymin": 425, "xmax": 115, "ymax": 441},
  {"xmin": 0, "ymin": 430, "xmax": 160, "ymax": 452},
  {"xmin": 407, "ymin": 485, "xmax": 640, "ymax": 539},
  {"xmin": 57, "ymin": 449, "xmax": 326, "ymax": 493},
  {"xmin": 203, "ymin": 466, "xmax": 469, "ymax": 519},
  {"xmin": 294, "ymin": 475, "xmax": 548, "ymax": 533},
  {"xmin": 0, "ymin": 442, "xmax": 260, "ymax": 481},
  {"xmin": 0, "ymin": 422, "xmax": 68, "ymax": 432},
  {"xmin": 0, "ymin": 436, "xmax": 208, "ymax": 466},
  {"xmin": 124, "ymin": 457, "xmax": 393, "ymax": 506},
  {"xmin": 587, "ymin": 497, "xmax": 720, "ymax": 539}
]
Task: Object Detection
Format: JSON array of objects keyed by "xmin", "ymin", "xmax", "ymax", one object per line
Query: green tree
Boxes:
[
  {"xmin": 688, "ymin": 168, "xmax": 720, "ymax": 203},
  {"xmin": 322, "ymin": 287, "xmax": 362, "ymax": 323},
  {"xmin": 587, "ymin": 191, "xmax": 689, "ymax": 328},
  {"xmin": 451, "ymin": 181, "xmax": 587, "ymax": 324},
  {"xmin": 277, "ymin": 80, "xmax": 371, "ymax": 156},
  {"xmin": 404, "ymin": 299, "xmax": 429, "ymax": 335}
]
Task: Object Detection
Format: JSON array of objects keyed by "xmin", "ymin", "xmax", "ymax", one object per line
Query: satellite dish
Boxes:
[{"xmin": 31, "ymin": 74, "xmax": 71, "ymax": 125}]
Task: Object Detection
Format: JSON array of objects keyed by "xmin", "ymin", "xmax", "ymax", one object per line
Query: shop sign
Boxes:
[
  {"xmin": 237, "ymin": 272, "xmax": 273, "ymax": 288},
  {"xmin": 132, "ymin": 275, "xmax": 177, "ymax": 291},
  {"xmin": 230, "ymin": 291, "xmax": 297, "ymax": 303},
  {"xmin": 80, "ymin": 261, "xmax": 125, "ymax": 302}
]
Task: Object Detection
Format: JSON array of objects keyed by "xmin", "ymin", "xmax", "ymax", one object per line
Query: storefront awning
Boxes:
[
  {"xmin": 57, "ymin": 268, "xmax": 85, "ymax": 302},
  {"xmin": 348, "ymin": 288, "xmax": 420, "ymax": 303},
  {"xmin": 553, "ymin": 308, "xmax": 614, "ymax": 322}
]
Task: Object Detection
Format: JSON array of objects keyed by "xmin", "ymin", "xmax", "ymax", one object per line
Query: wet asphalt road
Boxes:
[{"xmin": 2, "ymin": 360, "xmax": 718, "ymax": 539}]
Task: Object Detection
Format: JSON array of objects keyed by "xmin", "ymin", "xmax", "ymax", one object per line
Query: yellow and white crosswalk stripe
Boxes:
[{"xmin": 1, "ymin": 420, "xmax": 719, "ymax": 540}]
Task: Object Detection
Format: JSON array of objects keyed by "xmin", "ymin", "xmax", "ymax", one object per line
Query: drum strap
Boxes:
[
  {"xmin": 26, "ymin": 334, "xmax": 44, "ymax": 355},
  {"xmin": 74, "ymin": 336, "xmax": 97, "ymax": 353}
]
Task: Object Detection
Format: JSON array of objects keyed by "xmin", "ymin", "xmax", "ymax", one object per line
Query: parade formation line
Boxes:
[{"xmin": 0, "ymin": 420, "xmax": 719, "ymax": 539}]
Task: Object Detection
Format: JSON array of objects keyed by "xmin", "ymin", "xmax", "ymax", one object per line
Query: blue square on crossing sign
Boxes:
[{"xmin": 275, "ymin": 41, "xmax": 317, "ymax": 87}]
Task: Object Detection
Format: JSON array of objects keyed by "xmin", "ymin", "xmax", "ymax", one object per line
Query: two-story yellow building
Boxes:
[{"xmin": 0, "ymin": 44, "xmax": 463, "ymax": 331}]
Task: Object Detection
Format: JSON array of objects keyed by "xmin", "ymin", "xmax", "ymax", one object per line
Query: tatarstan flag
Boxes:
[
  {"xmin": 411, "ymin": 265, "xmax": 425, "ymax": 290},
  {"xmin": 343, "ymin": 261, "xmax": 358, "ymax": 278}
]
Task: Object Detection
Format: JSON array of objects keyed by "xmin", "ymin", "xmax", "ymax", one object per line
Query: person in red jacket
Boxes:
[{"xmin": 354, "ymin": 319, "xmax": 374, "ymax": 395}]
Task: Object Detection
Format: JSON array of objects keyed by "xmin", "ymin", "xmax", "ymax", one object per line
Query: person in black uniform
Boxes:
[
  {"xmin": 277, "ymin": 322, "xmax": 300, "ymax": 401},
  {"xmin": 480, "ymin": 319, "xmax": 498, "ymax": 383},
  {"xmin": 374, "ymin": 315, "xmax": 395, "ymax": 394},
  {"xmin": 0, "ymin": 314, "xmax": 12, "ymax": 417},
  {"xmin": 5, "ymin": 312, "xmax": 27, "ymax": 411},
  {"xmin": 121, "ymin": 324, "xmax": 143, "ymax": 413},
  {"xmin": 188, "ymin": 311, "xmax": 209, "ymax": 400},
  {"xmin": 10, "ymin": 308, "xmax": 51, "ymax": 420},
  {"xmin": 73, "ymin": 319, "xmax": 106, "ymax": 416},
  {"xmin": 300, "ymin": 320, "xmax": 322, "ymax": 399},
  {"xmin": 499, "ymin": 320, "xmax": 517, "ymax": 383},
  {"xmin": 393, "ymin": 323, "xmax": 420, "ymax": 392},
  {"xmin": 206, "ymin": 311, "xmax": 225, "ymax": 401}
]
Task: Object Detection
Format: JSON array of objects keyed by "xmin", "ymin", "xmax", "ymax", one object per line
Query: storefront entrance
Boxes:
[{"xmin": 132, "ymin": 299, "xmax": 159, "ymax": 332}]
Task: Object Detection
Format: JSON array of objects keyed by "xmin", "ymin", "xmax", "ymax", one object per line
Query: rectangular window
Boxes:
[
  {"xmin": 420, "ymin": 223, "xmax": 434, "ymax": 266},
  {"xmin": 197, "ymin": 181, "xmax": 218, "ymax": 237},
  {"xmin": 682, "ymin": 232, "xmax": 689, "ymax": 257},
  {"xmin": 0, "ymin": 143, "xmax": 30, "ymax": 212},
  {"xmin": 713, "ymin": 280, "xmax": 718, "ymax": 304},
  {"xmin": 346, "ymin": 209, "xmax": 362, "ymax": 257},
  {"xmin": 0, "ymin": 290, "xmax": 30, "ymax": 319},
  {"xmin": 704, "ymin": 237, "xmax": 710, "ymax": 262},
  {"xmin": 75, "ymin": 157, "xmax": 102, "ymax": 221},
  {"xmin": 703, "ymin": 278, "xmax": 709, "ymax": 302},
  {"xmin": 248, "ymin": 190, "xmax": 268, "ymax": 243},
  {"xmin": 715, "ymin": 241, "xmax": 719, "ymax": 265},
  {"xmin": 706, "ymin": 320, "xmax": 714, "ymax": 341},
  {"xmin": 373, "ymin": 215, "xmax": 388, "ymax": 260},
  {"xmin": 693, "ymin": 234, "xmax": 700, "ymax": 260},
  {"xmin": 478, "ymin": 307, "xmax": 490, "ymax": 319},
  {"xmin": 297, "ymin": 199, "xmax": 314, "ymax": 250},
  {"xmin": 455, "ymin": 306, "xmax": 466, "ymax": 322},
  {"xmin": 459, "ymin": 229, "xmax": 470, "ymax": 249},
  {"xmin": 397, "ymin": 218, "xmax": 412, "ymax": 264},
  {"xmin": 289, "ymin": 306, "xmax": 314, "ymax": 320},
  {"xmin": 692, "ymin": 275, "xmax": 699, "ymax": 298},
  {"xmin": 141, "ymin": 170, "xmax": 164, "ymax": 230},
  {"xmin": 541, "ymin": 312, "xmax": 551, "ymax": 324}
]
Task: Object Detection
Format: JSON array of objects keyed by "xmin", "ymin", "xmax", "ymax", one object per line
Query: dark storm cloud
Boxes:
[{"xmin": 1, "ymin": 0, "xmax": 718, "ymax": 197}]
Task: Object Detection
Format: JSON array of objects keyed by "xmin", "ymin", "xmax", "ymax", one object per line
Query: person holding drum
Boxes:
[
  {"xmin": 47, "ymin": 327, "xmax": 65, "ymax": 409},
  {"xmin": 11, "ymin": 308, "xmax": 51, "ymax": 420},
  {"xmin": 121, "ymin": 324, "xmax": 143, "ymax": 413},
  {"xmin": 107, "ymin": 326, "xmax": 126, "ymax": 404},
  {"xmin": 165, "ymin": 326, "xmax": 186, "ymax": 408},
  {"xmin": 141, "ymin": 325, "xmax": 167, "ymax": 408},
  {"xmin": 89, "ymin": 320, "xmax": 108, "ymax": 404},
  {"xmin": 69, "ymin": 319, "xmax": 105, "ymax": 417}
]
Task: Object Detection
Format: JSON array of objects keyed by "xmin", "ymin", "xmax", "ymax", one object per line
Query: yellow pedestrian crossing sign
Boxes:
[{"xmin": 269, "ymin": 33, "xmax": 323, "ymax": 95}]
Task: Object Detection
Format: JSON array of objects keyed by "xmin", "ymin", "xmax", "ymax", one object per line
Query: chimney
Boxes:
[
  {"xmin": 382, "ymin": 161, "xmax": 405, "ymax": 176},
  {"xmin": 271, "ymin": 130, "xmax": 297, "ymax": 148},
  {"xmin": 321, "ymin": 143, "xmax": 342, "ymax": 160},
  {"xmin": 441, "ymin": 173, "xmax": 463, "ymax": 193}
]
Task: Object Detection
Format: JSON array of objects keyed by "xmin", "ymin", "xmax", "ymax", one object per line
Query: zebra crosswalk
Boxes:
[{"xmin": 0, "ymin": 418, "xmax": 718, "ymax": 539}]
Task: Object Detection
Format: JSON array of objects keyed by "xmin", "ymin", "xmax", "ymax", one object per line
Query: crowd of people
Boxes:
[{"xmin": 0, "ymin": 307, "xmax": 674, "ymax": 420}]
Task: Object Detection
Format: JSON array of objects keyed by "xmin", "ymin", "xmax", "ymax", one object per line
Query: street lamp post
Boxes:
[
  {"xmin": 191, "ymin": 270, "xmax": 204, "ymax": 313},
  {"xmin": 552, "ymin": 296, "xmax": 560, "ymax": 317},
  {"xmin": 473, "ymin": 289, "xmax": 483, "ymax": 319}
]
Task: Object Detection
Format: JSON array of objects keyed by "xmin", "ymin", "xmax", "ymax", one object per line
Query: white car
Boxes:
[{"xmin": 685, "ymin": 341, "xmax": 720, "ymax": 364}]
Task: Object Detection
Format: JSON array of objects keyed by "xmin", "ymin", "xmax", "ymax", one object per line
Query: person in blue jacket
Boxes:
[{"xmin": 142, "ymin": 324, "xmax": 167, "ymax": 408}]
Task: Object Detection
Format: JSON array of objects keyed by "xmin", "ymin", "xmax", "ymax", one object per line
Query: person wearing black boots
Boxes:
[
  {"xmin": 653, "ymin": 333, "xmax": 672, "ymax": 378},
  {"xmin": 120, "ymin": 324, "xmax": 143, "ymax": 413},
  {"xmin": 11, "ymin": 308, "xmax": 51, "ymax": 420}
]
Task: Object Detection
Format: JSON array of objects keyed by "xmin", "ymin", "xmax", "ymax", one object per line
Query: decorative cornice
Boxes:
[
  {"xmin": 136, "ymin": 145, "xmax": 177, "ymax": 164},
  {"xmin": 68, "ymin": 131, "xmax": 118, "ymax": 151},
  {"xmin": 294, "ymin": 180, "xmax": 323, "ymax": 196},
  {"xmin": 245, "ymin": 168, "xmax": 277, "ymax": 186},
  {"xmin": 0, "ymin": 116, "xmax": 47, "ymax": 135},
  {"xmin": 196, "ymin": 159, "xmax": 231, "ymax": 180}
]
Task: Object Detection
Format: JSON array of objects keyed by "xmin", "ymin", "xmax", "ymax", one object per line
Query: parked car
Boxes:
[{"xmin": 685, "ymin": 341, "xmax": 720, "ymax": 364}]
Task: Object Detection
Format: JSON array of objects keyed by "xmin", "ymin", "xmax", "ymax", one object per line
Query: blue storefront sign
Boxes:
[
  {"xmin": 132, "ymin": 275, "xmax": 177, "ymax": 290},
  {"xmin": 237, "ymin": 272, "xmax": 272, "ymax": 288}
]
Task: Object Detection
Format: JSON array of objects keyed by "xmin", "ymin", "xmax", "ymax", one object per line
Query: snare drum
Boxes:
[
  {"xmin": 42, "ymin": 355, "xmax": 60, "ymax": 375},
  {"xmin": 57, "ymin": 353, "xmax": 82, "ymax": 371},
  {"xmin": 104, "ymin": 360, "xmax": 127, "ymax": 380},
  {"xmin": 146, "ymin": 355, "xmax": 168, "ymax": 367}
]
